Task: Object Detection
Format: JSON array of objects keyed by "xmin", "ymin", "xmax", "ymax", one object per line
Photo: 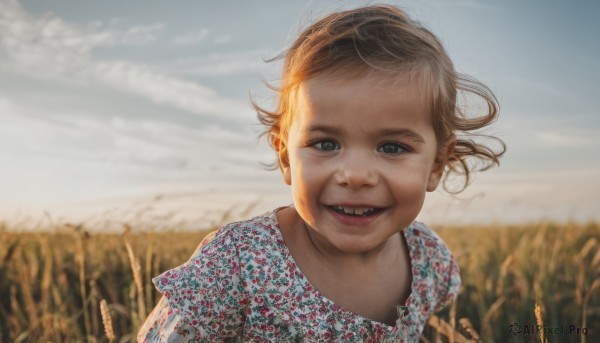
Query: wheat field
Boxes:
[{"xmin": 0, "ymin": 208, "xmax": 598, "ymax": 342}]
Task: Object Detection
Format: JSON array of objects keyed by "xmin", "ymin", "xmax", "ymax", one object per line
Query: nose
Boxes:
[{"xmin": 334, "ymin": 151, "xmax": 378, "ymax": 189}]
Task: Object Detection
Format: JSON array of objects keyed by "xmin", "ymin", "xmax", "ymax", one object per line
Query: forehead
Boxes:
[{"xmin": 293, "ymin": 72, "xmax": 432, "ymax": 131}]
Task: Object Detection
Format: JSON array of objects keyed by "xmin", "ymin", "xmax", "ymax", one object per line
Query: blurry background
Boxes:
[{"xmin": 1, "ymin": 0, "xmax": 598, "ymax": 231}]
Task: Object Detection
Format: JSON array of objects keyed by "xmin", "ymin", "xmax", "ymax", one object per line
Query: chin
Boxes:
[{"xmin": 331, "ymin": 236, "xmax": 385, "ymax": 254}]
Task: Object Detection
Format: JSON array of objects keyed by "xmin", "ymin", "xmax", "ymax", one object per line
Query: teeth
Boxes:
[
  {"xmin": 333, "ymin": 206, "xmax": 374, "ymax": 216},
  {"xmin": 353, "ymin": 207, "xmax": 371, "ymax": 215}
]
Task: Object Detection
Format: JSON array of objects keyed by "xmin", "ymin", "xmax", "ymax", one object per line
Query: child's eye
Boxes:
[
  {"xmin": 312, "ymin": 139, "xmax": 339, "ymax": 151},
  {"xmin": 378, "ymin": 143, "xmax": 408, "ymax": 155}
]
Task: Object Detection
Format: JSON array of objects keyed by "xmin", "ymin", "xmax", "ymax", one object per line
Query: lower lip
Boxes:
[{"xmin": 326, "ymin": 206, "xmax": 385, "ymax": 226}]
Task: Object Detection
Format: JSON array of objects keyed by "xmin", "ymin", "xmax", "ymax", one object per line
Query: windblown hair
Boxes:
[{"xmin": 251, "ymin": 4, "xmax": 505, "ymax": 193}]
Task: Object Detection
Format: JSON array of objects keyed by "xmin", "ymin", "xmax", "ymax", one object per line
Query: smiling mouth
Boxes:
[{"xmin": 327, "ymin": 205, "xmax": 385, "ymax": 217}]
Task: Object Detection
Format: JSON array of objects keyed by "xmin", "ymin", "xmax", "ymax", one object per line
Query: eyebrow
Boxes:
[{"xmin": 306, "ymin": 124, "xmax": 426, "ymax": 143}]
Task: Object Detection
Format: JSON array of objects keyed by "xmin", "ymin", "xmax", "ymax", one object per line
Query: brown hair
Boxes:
[{"xmin": 251, "ymin": 4, "xmax": 505, "ymax": 193}]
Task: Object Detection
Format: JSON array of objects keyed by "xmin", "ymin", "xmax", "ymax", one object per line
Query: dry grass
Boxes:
[
  {"xmin": 0, "ymin": 208, "xmax": 598, "ymax": 342},
  {"xmin": 100, "ymin": 299, "xmax": 115, "ymax": 343}
]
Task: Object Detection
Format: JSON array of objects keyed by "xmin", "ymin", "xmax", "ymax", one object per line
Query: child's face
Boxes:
[{"xmin": 280, "ymin": 73, "xmax": 447, "ymax": 255}]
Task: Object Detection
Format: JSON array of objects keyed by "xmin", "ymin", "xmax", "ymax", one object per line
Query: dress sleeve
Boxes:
[
  {"xmin": 433, "ymin": 250, "xmax": 461, "ymax": 313},
  {"xmin": 137, "ymin": 296, "xmax": 197, "ymax": 342},
  {"xmin": 137, "ymin": 226, "xmax": 245, "ymax": 342}
]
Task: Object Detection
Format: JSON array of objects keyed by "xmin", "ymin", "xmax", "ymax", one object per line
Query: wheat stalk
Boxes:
[
  {"xmin": 125, "ymin": 239, "xmax": 147, "ymax": 322},
  {"xmin": 71, "ymin": 224, "xmax": 92, "ymax": 338},
  {"xmin": 449, "ymin": 299, "xmax": 457, "ymax": 343},
  {"xmin": 534, "ymin": 302, "xmax": 547, "ymax": 343},
  {"xmin": 100, "ymin": 299, "xmax": 115, "ymax": 343},
  {"xmin": 145, "ymin": 234, "xmax": 154, "ymax": 315},
  {"xmin": 582, "ymin": 278, "xmax": 600, "ymax": 343},
  {"xmin": 427, "ymin": 315, "xmax": 476, "ymax": 343},
  {"xmin": 458, "ymin": 318, "xmax": 481, "ymax": 342}
]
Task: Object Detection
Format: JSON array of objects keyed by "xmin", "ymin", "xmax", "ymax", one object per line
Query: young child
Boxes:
[{"xmin": 139, "ymin": 4, "xmax": 504, "ymax": 342}]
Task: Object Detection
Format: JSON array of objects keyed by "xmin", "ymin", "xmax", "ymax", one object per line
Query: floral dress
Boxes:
[{"xmin": 138, "ymin": 206, "xmax": 461, "ymax": 342}]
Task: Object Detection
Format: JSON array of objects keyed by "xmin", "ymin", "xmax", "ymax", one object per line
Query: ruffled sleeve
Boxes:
[
  {"xmin": 433, "ymin": 247, "xmax": 461, "ymax": 313},
  {"xmin": 138, "ymin": 225, "xmax": 245, "ymax": 342}
]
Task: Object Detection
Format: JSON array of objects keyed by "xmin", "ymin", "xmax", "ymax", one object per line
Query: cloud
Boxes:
[
  {"xmin": 0, "ymin": 94, "xmax": 255, "ymax": 172},
  {"xmin": 0, "ymin": 0, "xmax": 270, "ymax": 227},
  {"xmin": 172, "ymin": 28, "xmax": 210, "ymax": 45},
  {"xmin": 89, "ymin": 61, "xmax": 249, "ymax": 119},
  {"xmin": 0, "ymin": 0, "xmax": 114, "ymax": 76},
  {"xmin": 0, "ymin": 93, "xmax": 274, "ymax": 228},
  {"xmin": 535, "ymin": 130, "xmax": 592, "ymax": 147},
  {"xmin": 0, "ymin": 0, "xmax": 248, "ymax": 119},
  {"xmin": 421, "ymin": 167, "xmax": 600, "ymax": 225},
  {"xmin": 171, "ymin": 50, "xmax": 274, "ymax": 76},
  {"xmin": 120, "ymin": 23, "xmax": 165, "ymax": 45}
]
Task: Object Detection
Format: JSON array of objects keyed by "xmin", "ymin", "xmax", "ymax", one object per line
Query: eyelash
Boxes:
[{"xmin": 309, "ymin": 138, "xmax": 410, "ymax": 155}]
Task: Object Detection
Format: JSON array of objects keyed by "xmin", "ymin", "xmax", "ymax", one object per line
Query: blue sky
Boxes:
[{"xmin": 1, "ymin": 0, "xmax": 598, "ymax": 230}]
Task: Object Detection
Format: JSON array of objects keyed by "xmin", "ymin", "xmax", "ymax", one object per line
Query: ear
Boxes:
[
  {"xmin": 274, "ymin": 136, "xmax": 292, "ymax": 186},
  {"xmin": 427, "ymin": 137, "xmax": 456, "ymax": 192}
]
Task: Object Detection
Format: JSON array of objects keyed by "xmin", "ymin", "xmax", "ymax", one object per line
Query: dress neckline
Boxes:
[{"xmin": 269, "ymin": 205, "xmax": 417, "ymax": 329}]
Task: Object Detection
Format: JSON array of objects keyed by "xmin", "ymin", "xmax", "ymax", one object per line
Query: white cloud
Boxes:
[
  {"xmin": 0, "ymin": 94, "xmax": 277, "ymax": 229},
  {"xmin": 420, "ymin": 167, "xmax": 600, "ymax": 225},
  {"xmin": 0, "ymin": 93, "xmax": 259, "ymax": 174},
  {"xmin": 0, "ymin": 0, "xmax": 114, "ymax": 76},
  {"xmin": 0, "ymin": 0, "xmax": 248, "ymax": 119},
  {"xmin": 120, "ymin": 23, "xmax": 165, "ymax": 45},
  {"xmin": 0, "ymin": 1, "xmax": 275, "ymax": 228},
  {"xmin": 535, "ymin": 130, "xmax": 592, "ymax": 147},
  {"xmin": 171, "ymin": 50, "xmax": 274, "ymax": 76},
  {"xmin": 172, "ymin": 28, "xmax": 209, "ymax": 45},
  {"xmin": 89, "ymin": 61, "xmax": 249, "ymax": 119}
]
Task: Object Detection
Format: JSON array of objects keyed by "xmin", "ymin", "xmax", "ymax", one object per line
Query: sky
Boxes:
[{"xmin": 1, "ymin": 0, "xmax": 599, "ymax": 231}]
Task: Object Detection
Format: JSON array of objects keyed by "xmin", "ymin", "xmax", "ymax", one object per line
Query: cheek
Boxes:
[
  {"xmin": 391, "ymin": 177, "xmax": 427, "ymax": 216},
  {"xmin": 387, "ymin": 161, "xmax": 431, "ymax": 185},
  {"xmin": 387, "ymin": 165, "xmax": 430, "ymax": 202},
  {"xmin": 290, "ymin": 149, "xmax": 322, "ymax": 179},
  {"xmin": 293, "ymin": 166, "xmax": 323, "ymax": 196},
  {"xmin": 393, "ymin": 176, "xmax": 426, "ymax": 197}
]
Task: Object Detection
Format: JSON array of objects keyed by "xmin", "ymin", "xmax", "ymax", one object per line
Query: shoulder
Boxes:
[
  {"xmin": 408, "ymin": 221, "xmax": 461, "ymax": 313},
  {"xmin": 144, "ymin": 209, "xmax": 281, "ymax": 340},
  {"xmin": 408, "ymin": 221, "xmax": 455, "ymax": 262},
  {"xmin": 154, "ymin": 208, "xmax": 285, "ymax": 298},
  {"xmin": 158, "ymin": 208, "xmax": 280, "ymax": 287},
  {"xmin": 194, "ymin": 209, "xmax": 280, "ymax": 256}
]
